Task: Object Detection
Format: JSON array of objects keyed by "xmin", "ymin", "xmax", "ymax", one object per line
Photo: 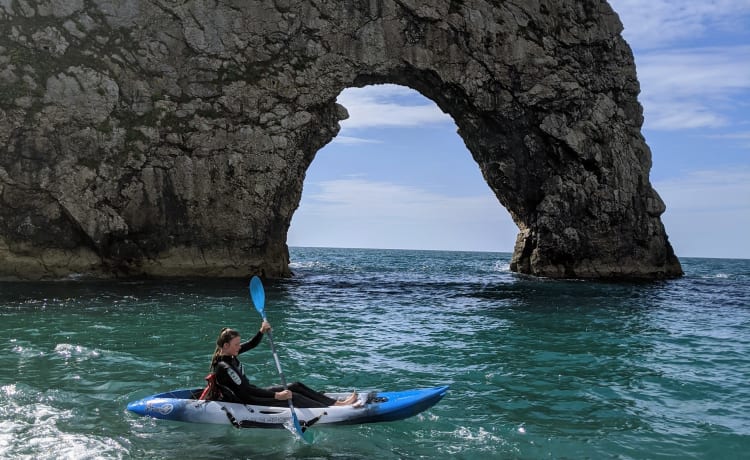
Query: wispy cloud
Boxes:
[
  {"xmin": 610, "ymin": 0, "xmax": 750, "ymax": 50},
  {"xmin": 637, "ymin": 47, "xmax": 750, "ymax": 97},
  {"xmin": 654, "ymin": 168, "xmax": 750, "ymax": 212},
  {"xmin": 301, "ymin": 178, "xmax": 501, "ymax": 220},
  {"xmin": 288, "ymin": 178, "xmax": 518, "ymax": 251},
  {"xmin": 654, "ymin": 168, "xmax": 750, "ymax": 257},
  {"xmin": 331, "ymin": 136, "xmax": 383, "ymax": 145},
  {"xmin": 636, "ymin": 46, "xmax": 750, "ymax": 131},
  {"xmin": 707, "ymin": 132, "xmax": 750, "ymax": 140},
  {"xmin": 336, "ymin": 84, "xmax": 453, "ymax": 129},
  {"xmin": 705, "ymin": 131, "xmax": 750, "ymax": 149},
  {"xmin": 608, "ymin": 0, "xmax": 750, "ymax": 133},
  {"xmin": 640, "ymin": 100, "xmax": 730, "ymax": 130}
]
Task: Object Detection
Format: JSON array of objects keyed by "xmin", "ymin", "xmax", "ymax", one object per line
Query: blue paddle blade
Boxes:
[
  {"xmin": 290, "ymin": 412, "xmax": 305, "ymax": 438},
  {"xmin": 249, "ymin": 276, "xmax": 266, "ymax": 318}
]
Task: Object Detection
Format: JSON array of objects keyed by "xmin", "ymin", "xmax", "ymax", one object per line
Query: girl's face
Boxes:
[{"xmin": 221, "ymin": 336, "xmax": 241, "ymax": 356}]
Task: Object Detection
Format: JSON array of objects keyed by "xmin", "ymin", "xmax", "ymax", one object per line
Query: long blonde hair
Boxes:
[{"xmin": 209, "ymin": 327, "xmax": 240, "ymax": 371}]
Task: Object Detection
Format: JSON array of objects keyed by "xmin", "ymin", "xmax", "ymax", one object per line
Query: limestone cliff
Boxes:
[{"xmin": 0, "ymin": 0, "xmax": 683, "ymax": 280}]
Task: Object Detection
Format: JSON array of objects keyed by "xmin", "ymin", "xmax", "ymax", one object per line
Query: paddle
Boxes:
[{"xmin": 248, "ymin": 276, "xmax": 307, "ymax": 440}]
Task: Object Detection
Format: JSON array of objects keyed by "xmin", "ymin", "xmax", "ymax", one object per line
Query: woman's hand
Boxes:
[
  {"xmin": 274, "ymin": 390, "xmax": 292, "ymax": 400},
  {"xmin": 260, "ymin": 320, "xmax": 272, "ymax": 334}
]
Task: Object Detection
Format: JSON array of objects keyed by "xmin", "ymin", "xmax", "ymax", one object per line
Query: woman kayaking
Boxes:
[{"xmin": 205, "ymin": 322, "xmax": 359, "ymax": 408}]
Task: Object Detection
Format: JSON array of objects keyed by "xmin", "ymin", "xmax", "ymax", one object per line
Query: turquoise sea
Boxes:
[{"xmin": 1, "ymin": 247, "xmax": 749, "ymax": 459}]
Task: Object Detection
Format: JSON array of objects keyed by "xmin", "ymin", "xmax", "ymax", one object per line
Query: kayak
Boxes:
[{"xmin": 127, "ymin": 386, "xmax": 448, "ymax": 429}]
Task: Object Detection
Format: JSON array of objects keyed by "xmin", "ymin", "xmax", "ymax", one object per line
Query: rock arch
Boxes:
[{"xmin": 0, "ymin": 0, "xmax": 682, "ymax": 280}]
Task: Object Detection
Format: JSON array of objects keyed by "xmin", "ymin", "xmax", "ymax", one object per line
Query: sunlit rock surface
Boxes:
[{"xmin": 0, "ymin": 0, "xmax": 682, "ymax": 280}]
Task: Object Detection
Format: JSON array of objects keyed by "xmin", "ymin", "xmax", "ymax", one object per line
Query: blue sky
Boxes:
[{"xmin": 288, "ymin": 0, "xmax": 750, "ymax": 259}]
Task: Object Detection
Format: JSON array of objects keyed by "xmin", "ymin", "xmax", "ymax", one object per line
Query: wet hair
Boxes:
[{"xmin": 209, "ymin": 327, "xmax": 240, "ymax": 371}]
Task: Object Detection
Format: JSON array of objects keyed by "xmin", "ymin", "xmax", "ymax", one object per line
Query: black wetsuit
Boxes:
[{"xmin": 213, "ymin": 331, "xmax": 338, "ymax": 408}]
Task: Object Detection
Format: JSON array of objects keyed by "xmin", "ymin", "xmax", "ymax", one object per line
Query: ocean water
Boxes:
[{"xmin": 1, "ymin": 247, "xmax": 748, "ymax": 459}]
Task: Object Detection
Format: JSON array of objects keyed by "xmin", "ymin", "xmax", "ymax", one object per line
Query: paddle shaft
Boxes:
[
  {"xmin": 249, "ymin": 276, "xmax": 306, "ymax": 437},
  {"xmin": 263, "ymin": 326, "xmax": 301, "ymax": 426},
  {"xmin": 263, "ymin": 322, "xmax": 290, "ymax": 388}
]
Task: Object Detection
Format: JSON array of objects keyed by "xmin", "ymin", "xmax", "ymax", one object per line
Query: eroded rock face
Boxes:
[{"xmin": 0, "ymin": 0, "xmax": 682, "ymax": 280}]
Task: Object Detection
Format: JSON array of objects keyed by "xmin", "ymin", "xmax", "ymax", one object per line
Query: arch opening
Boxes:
[{"xmin": 288, "ymin": 84, "xmax": 518, "ymax": 255}]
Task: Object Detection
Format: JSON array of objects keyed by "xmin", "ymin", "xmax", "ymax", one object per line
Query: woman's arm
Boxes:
[
  {"xmin": 238, "ymin": 321, "xmax": 271, "ymax": 354},
  {"xmin": 239, "ymin": 330, "xmax": 264, "ymax": 354}
]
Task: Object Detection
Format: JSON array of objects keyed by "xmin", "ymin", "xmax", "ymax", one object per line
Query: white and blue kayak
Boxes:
[{"xmin": 127, "ymin": 386, "xmax": 448, "ymax": 429}]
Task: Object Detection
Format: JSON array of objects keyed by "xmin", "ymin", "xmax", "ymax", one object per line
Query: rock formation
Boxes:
[{"xmin": 0, "ymin": 0, "xmax": 683, "ymax": 280}]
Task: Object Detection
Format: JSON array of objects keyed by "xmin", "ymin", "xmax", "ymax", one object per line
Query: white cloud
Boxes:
[
  {"xmin": 301, "ymin": 178, "xmax": 502, "ymax": 219},
  {"xmin": 642, "ymin": 101, "xmax": 728, "ymax": 130},
  {"xmin": 336, "ymin": 84, "xmax": 453, "ymax": 129},
  {"xmin": 655, "ymin": 168, "xmax": 750, "ymax": 212},
  {"xmin": 653, "ymin": 169, "xmax": 750, "ymax": 257},
  {"xmin": 609, "ymin": 0, "xmax": 750, "ymax": 50},
  {"xmin": 637, "ymin": 47, "xmax": 750, "ymax": 97},
  {"xmin": 708, "ymin": 132, "xmax": 750, "ymax": 140},
  {"xmin": 609, "ymin": 1, "xmax": 750, "ymax": 132},
  {"xmin": 635, "ymin": 46, "xmax": 750, "ymax": 130},
  {"xmin": 705, "ymin": 131, "xmax": 750, "ymax": 149},
  {"xmin": 331, "ymin": 136, "xmax": 383, "ymax": 145},
  {"xmin": 288, "ymin": 178, "xmax": 517, "ymax": 252}
]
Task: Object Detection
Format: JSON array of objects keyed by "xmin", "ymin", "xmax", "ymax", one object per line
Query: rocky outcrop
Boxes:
[{"xmin": 0, "ymin": 0, "xmax": 682, "ymax": 280}]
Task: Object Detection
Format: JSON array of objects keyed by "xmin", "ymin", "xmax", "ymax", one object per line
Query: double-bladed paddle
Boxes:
[{"xmin": 248, "ymin": 276, "xmax": 307, "ymax": 440}]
